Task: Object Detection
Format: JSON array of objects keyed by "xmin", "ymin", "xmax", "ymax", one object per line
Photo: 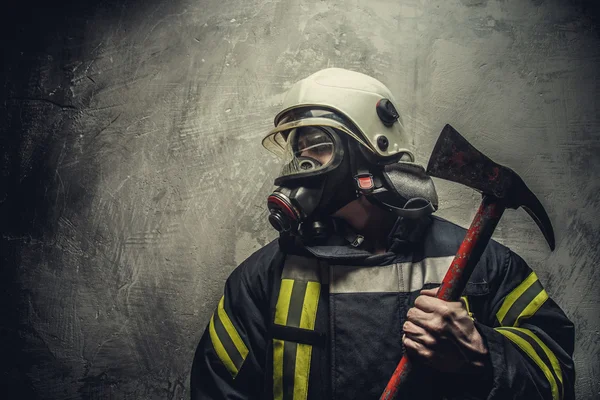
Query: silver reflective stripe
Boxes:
[
  {"xmin": 329, "ymin": 256, "xmax": 454, "ymax": 294},
  {"xmin": 282, "ymin": 255, "xmax": 328, "ymax": 283}
]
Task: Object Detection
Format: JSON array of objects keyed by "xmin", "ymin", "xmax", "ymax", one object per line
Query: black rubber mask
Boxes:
[{"xmin": 267, "ymin": 127, "xmax": 356, "ymax": 238}]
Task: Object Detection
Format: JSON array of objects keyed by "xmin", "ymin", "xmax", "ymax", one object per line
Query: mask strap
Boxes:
[{"xmin": 368, "ymin": 196, "xmax": 436, "ymax": 219}]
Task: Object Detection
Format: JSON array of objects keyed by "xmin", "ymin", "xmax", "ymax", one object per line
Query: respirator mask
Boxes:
[{"xmin": 266, "ymin": 118, "xmax": 357, "ymax": 238}]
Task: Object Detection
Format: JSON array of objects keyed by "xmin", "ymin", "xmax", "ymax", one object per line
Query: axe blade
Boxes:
[{"xmin": 426, "ymin": 124, "xmax": 555, "ymax": 250}]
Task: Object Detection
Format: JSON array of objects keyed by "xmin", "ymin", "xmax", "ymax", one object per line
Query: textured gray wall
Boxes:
[{"xmin": 1, "ymin": 0, "xmax": 598, "ymax": 398}]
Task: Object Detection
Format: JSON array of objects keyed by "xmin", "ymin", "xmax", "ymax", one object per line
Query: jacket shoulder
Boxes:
[
  {"xmin": 423, "ymin": 216, "xmax": 512, "ymax": 284},
  {"xmin": 227, "ymin": 239, "xmax": 285, "ymax": 299},
  {"xmin": 424, "ymin": 216, "xmax": 507, "ymax": 254}
]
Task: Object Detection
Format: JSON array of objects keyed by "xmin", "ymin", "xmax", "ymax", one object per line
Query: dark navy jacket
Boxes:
[{"xmin": 190, "ymin": 216, "xmax": 575, "ymax": 400}]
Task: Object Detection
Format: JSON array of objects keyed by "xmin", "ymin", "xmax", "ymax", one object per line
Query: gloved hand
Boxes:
[{"xmin": 402, "ymin": 287, "xmax": 490, "ymax": 374}]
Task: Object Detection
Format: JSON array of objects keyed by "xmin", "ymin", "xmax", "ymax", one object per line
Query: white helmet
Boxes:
[{"xmin": 262, "ymin": 68, "xmax": 415, "ymax": 162}]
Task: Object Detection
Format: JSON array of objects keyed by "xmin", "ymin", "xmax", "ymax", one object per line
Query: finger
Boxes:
[
  {"xmin": 407, "ymin": 305, "xmax": 451, "ymax": 336},
  {"xmin": 403, "ymin": 320, "xmax": 427, "ymax": 335},
  {"xmin": 406, "ymin": 306, "xmax": 435, "ymax": 329},
  {"xmin": 414, "ymin": 294, "xmax": 448, "ymax": 313},
  {"xmin": 419, "ymin": 287, "xmax": 440, "ymax": 297},
  {"xmin": 415, "ymin": 295, "xmax": 465, "ymax": 315},
  {"xmin": 403, "ymin": 335, "xmax": 434, "ymax": 363},
  {"xmin": 403, "ymin": 321, "xmax": 437, "ymax": 347}
]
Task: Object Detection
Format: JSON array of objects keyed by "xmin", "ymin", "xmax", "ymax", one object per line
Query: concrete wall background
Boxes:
[{"xmin": 1, "ymin": 0, "xmax": 598, "ymax": 398}]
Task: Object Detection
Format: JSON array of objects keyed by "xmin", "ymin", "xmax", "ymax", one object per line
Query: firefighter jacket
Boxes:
[{"xmin": 190, "ymin": 215, "xmax": 575, "ymax": 399}]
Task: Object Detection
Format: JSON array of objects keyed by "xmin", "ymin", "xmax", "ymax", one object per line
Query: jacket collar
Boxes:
[{"xmin": 279, "ymin": 215, "xmax": 433, "ymax": 264}]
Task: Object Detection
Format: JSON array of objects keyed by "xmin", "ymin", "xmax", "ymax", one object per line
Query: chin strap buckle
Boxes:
[
  {"xmin": 350, "ymin": 234, "xmax": 365, "ymax": 248},
  {"xmin": 354, "ymin": 172, "xmax": 374, "ymax": 194}
]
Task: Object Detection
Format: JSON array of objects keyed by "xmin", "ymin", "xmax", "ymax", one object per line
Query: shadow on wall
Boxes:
[
  {"xmin": 0, "ymin": 1, "xmax": 167, "ymax": 398},
  {"xmin": 1, "ymin": 0, "xmax": 600, "ymax": 399}
]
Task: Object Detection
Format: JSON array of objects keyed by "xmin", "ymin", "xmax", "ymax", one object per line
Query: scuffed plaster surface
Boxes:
[{"xmin": 1, "ymin": 0, "xmax": 598, "ymax": 398}]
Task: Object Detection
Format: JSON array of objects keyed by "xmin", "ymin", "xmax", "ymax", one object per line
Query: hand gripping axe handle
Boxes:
[{"xmin": 380, "ymin": 124, "xmax": 555, "ymax": 400}]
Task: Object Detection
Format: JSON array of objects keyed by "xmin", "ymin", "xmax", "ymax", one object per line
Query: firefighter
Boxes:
[{"xmin": 190, "ymin": 68, "xmax": 575, "ymax": 399}]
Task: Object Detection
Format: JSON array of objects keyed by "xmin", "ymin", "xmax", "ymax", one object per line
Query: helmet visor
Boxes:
[{"xmin": 263, "ymin": 108, "xmax": 373, "ymax": 159}]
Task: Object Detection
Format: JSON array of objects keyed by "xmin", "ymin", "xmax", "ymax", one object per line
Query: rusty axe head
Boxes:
[{"xmin": 426, "ymin": 124, "xmax": 555, "ymax": 250}]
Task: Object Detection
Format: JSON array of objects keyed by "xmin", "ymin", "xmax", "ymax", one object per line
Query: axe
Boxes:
[{"xmin": 380, "ymin": 124, "xmax": 555, "ymax": 400}]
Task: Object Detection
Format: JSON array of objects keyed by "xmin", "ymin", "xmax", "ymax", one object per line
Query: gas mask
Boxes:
[
  {"xmin": 264, "ymin": 114, "xmax": 439, "ymax": 240},
  {"xmin": 266, "ymin": 124, "xmax": 357, "ymax": 237}
]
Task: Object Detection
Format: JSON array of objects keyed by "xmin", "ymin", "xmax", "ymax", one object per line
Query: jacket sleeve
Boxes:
[
  {"xmin": 190, "ymin": 261, "xmax": 271, "ymax": 400},
  {"xmin": 475, "ymin": 249, "xmax": 575, "ymax": 400}
]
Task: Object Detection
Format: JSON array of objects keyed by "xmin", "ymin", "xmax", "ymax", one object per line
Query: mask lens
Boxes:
[
  {"xmin": 295, "ymin": 128, "xmax": 333, "ymax": 165},
  {"xmin": 279, "ymin": 126, "xmax": 336, "ymax": 178}
]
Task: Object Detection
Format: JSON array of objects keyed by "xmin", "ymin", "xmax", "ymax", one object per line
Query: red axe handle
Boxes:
[{"xmin": 380, "ymin": 196, "xmax": 505, "ymax": 400}]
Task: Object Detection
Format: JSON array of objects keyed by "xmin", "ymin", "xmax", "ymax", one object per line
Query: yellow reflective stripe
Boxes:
[
  {"xmin": 273, "ymin": 339, "xmax": 285, "ymax": 400},
  {"xmin": 461, "ymin": 295, "xmax": 474, "ymax": 320},
  {"xmin": 299, "ymin": 282, "xmax": 321, "ymax": 330},
  {"xmin": 209, "ymin": 314, "xmax": 238, "ymax": 377},
  {"xmin": 273, "ymin": 278, "xmax": 321, "ymax": 400},
  {"xmin": 294, "ymin": 281, "xmax": 320, "ymax": 399},
  {"xmin": 496, "ymin": 271, "xmax": 538, "ymax": 324},
  {"xmin": 294, "ymin": 343, "xmax": 313, "ymax": 399},
  {"xmin": 460, "ymin": 296, "xmax": 471, "ymax": 313},
  {"xmin": 218, "ymin": 297, "xmax": 249, "ymax": 360},
  {"xmin": 510, "ymin": 327, "xmax": 564, "ymax": 399},
  {"xmin": 275, "ymin": 279, "xmax": 294, "ymax": 325},
  {"xmin": 273, "ymin": 279, "xmax": 295, "ymax": 400},
  {"xmin": 515, "ymin": 289, "xmax": 549, "ymax": 326},
  {"xmin": 496, "ymin": 328, "xmax": 560, "ymax": 400}
]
